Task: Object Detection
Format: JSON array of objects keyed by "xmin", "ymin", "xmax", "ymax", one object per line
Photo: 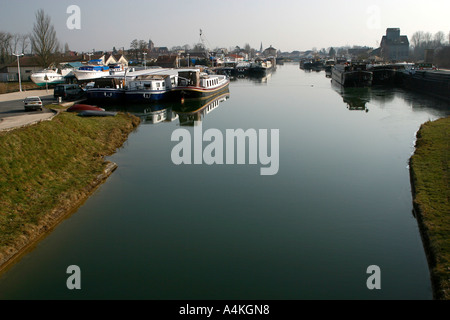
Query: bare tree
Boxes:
[
  {"xmin": 411, "ymin": 31, "xmax": 424, "ymax": 48},
  {"xmin": 423, "ymin": 32, "xmax": 433, "ymax": 47},
  {"xmin": 11, "ymin": 33, "xmax": 20, "ymax": 55},
  {"xmin": 130, "ymin": 39, "xmax": 139, "ymax": 59},
  {"xmin": 30, "ymin": 9, "xmax": 59, "ymax": 67},
  {"xmin": 138, "ymin": 40, "xmax": 147, "ymax": 51},
  {"xmin": 433, "ymin": 31, "xmax": 445, "ymax": 47},
  {"xmin": 138, "ymin": 40, "xmax": 148, "ymax": 59},
  {"xmin": 19, "ymin": 34, "xmax": 30, "ymax": 54},
  {"xmin": 0, "ymin": 31, "xmax": 13, "ymax": 64}
]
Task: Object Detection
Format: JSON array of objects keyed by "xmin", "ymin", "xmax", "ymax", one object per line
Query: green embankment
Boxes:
[
  {"xmin": 0, "ymin": 109, "xmax": 140, "ymax": 269},
  {"xmin": 0, "ymin": 82, "xmax": 39, "ymax": 94},
  {"xmin": 410, "ymin": 116, "xmax": 450, "ymax": 300}
]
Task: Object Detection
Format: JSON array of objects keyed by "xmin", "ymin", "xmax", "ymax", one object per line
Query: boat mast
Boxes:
[{"xmin": 199, "ymin": 29, "xmax": 210, "ymax": 61}]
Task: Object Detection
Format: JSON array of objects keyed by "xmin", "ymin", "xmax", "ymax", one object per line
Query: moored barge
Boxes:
[
  {"xmin": 170, "ymin": 69, "xmax": 230, "ymax": 100},
  {"xmin": 332, "ymin": 63, "xmax": 373, "ymax": 87}
]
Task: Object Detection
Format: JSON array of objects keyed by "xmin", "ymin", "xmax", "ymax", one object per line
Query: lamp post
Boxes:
[
  {"xmin": 13, "ymin": 53, "xmax": 24, "ymax": 92},
  {"xmin": 143, "ymin": 52, "xmax": 147, "ymax": 69}
]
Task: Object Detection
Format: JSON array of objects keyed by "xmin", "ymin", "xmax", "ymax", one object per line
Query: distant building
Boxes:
[
  {"xmin": 226, "ymin": 53, "xmax": 246, "ymax": 62},
  {"xmin": 112, "ymin": 54, "xmax": 129, "ymax": 67},
  {"xmin": 263, "ymin": 45, "xmax": 277, "ymax": 58},
  {"xmin": 148, "ymin": 39, "xmax": 155, "ymax": 52},
  {"xmin": 155, "ymin": 55, "xmax": 179, "ymax": 68},
  {"xmin": 380, "ymin": 28, "xmax": 409, "ymax": 61},
  {"xmin": 86, "ymin": 54, "xmax": 128, "ymax": 66},
  {"xmin": 3, "ymin": 56, "xmax": 43, "ymax": 82},
  {"xmin": 347, "ymin": 47, "xmax": 372, "ymax": 60}
]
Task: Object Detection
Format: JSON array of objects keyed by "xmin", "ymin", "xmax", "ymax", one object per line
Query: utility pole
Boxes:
[{"xmin": 13, "ymin": 53, "xmax": 24, "ymax": 92}]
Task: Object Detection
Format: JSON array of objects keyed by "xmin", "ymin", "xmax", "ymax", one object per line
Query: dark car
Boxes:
[{"xmin": 54, "ymin": 84, "xmax": 84, "ymax": 100}]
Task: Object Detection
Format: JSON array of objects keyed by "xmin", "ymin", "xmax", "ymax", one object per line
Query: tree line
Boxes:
[
  {"xmin": 1, "ymin": 9, "xmax": 60, "ymax": 68},
  {"xmin": 0, "ymin": 32, "xmax": 30, "ymax": 65},
  {"xmin": 410, "ymin": 31, "xmax": 449, "ymax": 60}
]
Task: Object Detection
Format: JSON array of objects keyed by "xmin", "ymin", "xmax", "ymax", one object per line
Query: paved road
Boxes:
[
  {"xmin": 0, "ymin": 92, "xmax": 56, "ymax": 118},
  {"xmin": 0, "ymin": 89, "xmax": 87, "ymax": 131}
]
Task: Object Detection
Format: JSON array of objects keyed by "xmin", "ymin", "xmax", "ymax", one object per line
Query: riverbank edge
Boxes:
[
  {"xmin": 409, "ymin": 116, "xmax": 449, "ymax": 300},
  {"xmin": 0, "ymin": 109, "xmax": 140, "ymax": 275}
]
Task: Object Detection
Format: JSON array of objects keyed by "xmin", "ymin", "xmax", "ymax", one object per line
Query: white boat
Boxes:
[
  {"xmin": 74, "ymin": 59, "xmax": 110, "ymax": 81},
  {"xmin": 171, "ymin": 69, "xmax": 230, "ymax": 99},
  {"xmin": 125, "ymin": 73, "xmax": 178, "ymax": 102},
  {"xmin": 30, "ymin": 68, "xmax": 72, "ymax": 87},
  {"xmin": 108, "ymin": 63, "xmax": 126, "ymax": 75}
]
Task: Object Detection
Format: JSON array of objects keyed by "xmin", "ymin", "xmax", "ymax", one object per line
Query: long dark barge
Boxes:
[{"xmin": 400, "ymin": 69, "xmax": 450, "ymax": 102}]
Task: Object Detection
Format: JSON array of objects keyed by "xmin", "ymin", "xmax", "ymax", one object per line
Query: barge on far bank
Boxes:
[
  {"xmin": 400, "ymin": 68, "xmax": 450, "ymax": 102},
  {"xmin": 332, "ymin": 63, "xmax": 373, "ymax": 87}
]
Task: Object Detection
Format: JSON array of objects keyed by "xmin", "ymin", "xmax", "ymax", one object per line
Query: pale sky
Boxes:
[{"xmin": 0, "ymin": 0, "xmax": 449, "ymax": 53}]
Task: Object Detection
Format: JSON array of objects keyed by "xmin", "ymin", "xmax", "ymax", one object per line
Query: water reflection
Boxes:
[
  {"xmin": 100, "ymin": 89, "xmax": 230, "ymax": 127},
  {"xmin": 228, "ymin": 71, "xmax": 274, "ymax": 84},
  {"xmin": 136, "ymin": 105, "xmax": 179, "ymax": 125},
  {"xmin": 331, "ymin": 79, "xmax": 450, "ymax": 114},
  {"xmin": 395, "ymin": 89, "xmax": 450, "ymax": 113},
  {"xmin": 172, "ymin": 90, "xmax": 230, "ymax": 126},
  {"xmin": 332, "ymin": 81, "xmax": 371, "ymax": 112}
]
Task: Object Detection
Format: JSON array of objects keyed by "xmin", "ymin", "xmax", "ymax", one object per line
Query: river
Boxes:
[{"xmin": 0, "ymin": 63, "xmax": 449, "ymax": 299}]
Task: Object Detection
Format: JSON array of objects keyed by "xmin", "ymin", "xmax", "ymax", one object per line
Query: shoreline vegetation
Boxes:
[
  {"xmin": 0, "ymin": 82, "xmax": 40, "ymax": 94},
  {"xmin": 410, "ymin": 116, "xmax": 450, "ymax": 300},
  {"xmin": 0, "ymin": 107, "xmax": 140, "ymax": 274}
]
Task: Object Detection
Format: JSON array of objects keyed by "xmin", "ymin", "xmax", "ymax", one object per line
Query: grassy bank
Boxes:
[
  {"xmin": 0, "ymin": 110, "xmax": 140, "ymax": 270},
  {"xmin": 410, "ymin": 116, "xmax": 450, "ymax": 300},
  {"xmin": 0, "ymin": 82, "xmax": 40, "ymax": 94}
]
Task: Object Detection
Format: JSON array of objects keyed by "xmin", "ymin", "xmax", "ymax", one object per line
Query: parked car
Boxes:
[
  {"xmin": 54, "ymin": 84, "xmax": 84, "ymax": 100},
  {"xmin": 24, "ymin": 96, "xmax": 43, "ymax": 111}
]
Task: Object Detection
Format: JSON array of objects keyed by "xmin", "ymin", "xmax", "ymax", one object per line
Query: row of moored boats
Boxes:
[
  {"xmin": 301, "ymin": 58, "xmax": 429, "ymax": 87},
  {"xmin": 84, "ymin": 67, "xmax": 230, "ymax": 103},
  {"xmin": 30, "ymin": 58, "xmax": 230, "ymax": 103}
]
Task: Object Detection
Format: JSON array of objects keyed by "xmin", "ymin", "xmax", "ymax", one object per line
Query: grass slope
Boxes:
[
  {"xmin": 410, "ymin": 116, "xmax": 450, "ymax": 300},
  {"xmin": 0, "ymin": 111, "xmax": 139, "ymax": 265}
]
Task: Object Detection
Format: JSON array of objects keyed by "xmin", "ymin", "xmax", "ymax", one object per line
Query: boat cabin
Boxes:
[
  {"xmin": 92, "ymin": 77, "xmax": 125, "ymax": 89},
  {"xmin": 128, "ymin": 74, "xmax": 177, "ymax": 91},
  {"xmin": 79, "ymin": 65, "xmax": 110, "ymax": 72},
  {"xmin": 177, "ymin": 69, "xmax": 225, "ymax": 89}
]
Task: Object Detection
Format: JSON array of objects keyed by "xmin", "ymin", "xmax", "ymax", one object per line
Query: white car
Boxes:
[{"xmin": 24, "ymin": 96, "xmax": 43, "ymax": 111}]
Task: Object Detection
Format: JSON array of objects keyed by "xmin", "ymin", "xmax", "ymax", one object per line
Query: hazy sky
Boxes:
[{"xmin": 1, "ymin": 0, "xmax": 449, "ymax": 53}]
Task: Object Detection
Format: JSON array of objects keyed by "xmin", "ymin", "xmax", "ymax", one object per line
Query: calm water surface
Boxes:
[{"xmin": 1, "ymin": 63, "xmax": 449, "ymax": 299}]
